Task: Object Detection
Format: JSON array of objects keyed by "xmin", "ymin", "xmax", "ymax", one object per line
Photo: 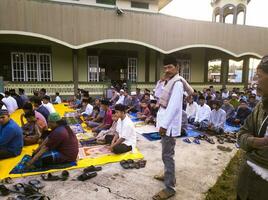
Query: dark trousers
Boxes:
[
  {"xmin": 161, "ymin": 135, "xmax": 176, "ymax": 192},
  {"xmin": 0, "ymin": 149, "xmax": 15, "ymax": 160},
  {"xmin": 237, "ymin": 161, "xmax": 268, "ymax": 200},
  {"xmin": 105, "ymin": 135, "xmax": 132, "ymax": 154}
]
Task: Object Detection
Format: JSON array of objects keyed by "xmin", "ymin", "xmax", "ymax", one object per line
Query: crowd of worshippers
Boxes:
[
  {"xmin": 0, "ymin": 88, "xmax": 137, "ymax": 170},
  {"xmin": 184, "ymin": 86, "xmax": 260, "ymax": 135}
]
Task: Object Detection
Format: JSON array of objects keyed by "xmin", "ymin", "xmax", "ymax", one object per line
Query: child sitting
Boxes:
[
  {"xmin": 145, "ymin": 99, "xmax": 159, "ymax": 124},
  {"xmin": 105, "ymin": 104, "xmax": 136, "ymax": 154},
  {"xmin": 96, "ymin": 110, "xmax": 118, "ymax": 144},
  {"xmin": 137, "ymin": 100, "xmax": 151, "ymax": 121},
  {"xmin": 22, "ymin": 111, "xmax": 42, "ymax": 146}
]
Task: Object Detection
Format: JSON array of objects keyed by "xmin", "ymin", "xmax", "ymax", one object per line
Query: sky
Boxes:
[{"xmin": 161, "ymin": 0, "xmax": 268, "ymax": 28}]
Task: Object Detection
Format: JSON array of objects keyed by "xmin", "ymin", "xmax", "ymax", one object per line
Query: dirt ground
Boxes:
[{"xmin": 5, "ymin": 133, "xmax": 238, "ymax": 200}]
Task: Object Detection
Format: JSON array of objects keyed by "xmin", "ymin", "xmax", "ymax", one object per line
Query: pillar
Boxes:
[
  {"xmin": 243, "ymin": 57, "xmax": 250, "ymax": 88},
  {"xmin": 221, "ymin": 58, "xmax": 229, "ymax": 87},
  {"xmin": 145, "ymin": 48, "xmax": 150, "ymax": 82},
  {"xmin": 72, "ymin": 49, "xmax": 78, "ymax": 95}
]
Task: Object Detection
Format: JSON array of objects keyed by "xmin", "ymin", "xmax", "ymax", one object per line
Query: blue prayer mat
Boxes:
[{"xmin": 10, "ymin": 155, "xmax": 76, "ymax": 174}]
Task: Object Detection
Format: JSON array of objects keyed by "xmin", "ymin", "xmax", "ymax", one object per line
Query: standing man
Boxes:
[
  {"xmin": 237, "ymin": 55, "xmax": 268, "ymax": 200},
  {"xmin": 153, "ymin": 56, "xmax": 193, "ymax": 200}
]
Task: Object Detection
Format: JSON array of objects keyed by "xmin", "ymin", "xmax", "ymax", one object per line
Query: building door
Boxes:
[{"xmin": 127, "ymin": 58, "xmax": 137, "ymax": 82}]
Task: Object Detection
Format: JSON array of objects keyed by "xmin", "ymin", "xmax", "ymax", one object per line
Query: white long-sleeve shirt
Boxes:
[
  {"xmin": 116, "ymin": 115, "xmax": 136, "ymax": 149},
  {"xmin": 156, "ymin": 81, "xmax": 184, "ymax": 137},
  {"xmin": 186, "ymin": 102, "xmax": 199, "ymax": 118},
  {"xmin": 43, "ymin": 102, "xmax": 56, "ymax": 114},
  {"xmin": 209, "ymin": 108, "xmax": 226, "ymax": 129},
  {"xmin": 195, "ymin": 104, "xmax": 211, "ymax": 123},
  {"xmin": 82, "ymin": 103, "xmax": 93, "ymax": 116}
]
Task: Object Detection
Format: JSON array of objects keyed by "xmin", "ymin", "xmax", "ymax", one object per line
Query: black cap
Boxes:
[{"xmin": 163, "ymin": 55, "xmax": 177, "ymax": 66}]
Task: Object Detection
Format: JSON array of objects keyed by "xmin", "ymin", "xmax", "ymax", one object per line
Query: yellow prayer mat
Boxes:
[{"xmin": 0, "ymin": 145, "xmax": 144, "ymax": 180}]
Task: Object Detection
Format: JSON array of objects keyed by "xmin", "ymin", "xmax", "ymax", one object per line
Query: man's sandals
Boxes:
[
  {"xmin": 154, "ymin": 174, "xmax": 164, "ymax": 182},
  {"xmin": 152, "ymin": 189, "xmax": 176, "ymax": 200}
]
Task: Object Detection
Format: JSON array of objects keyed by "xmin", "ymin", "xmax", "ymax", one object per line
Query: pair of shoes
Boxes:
[
  {"xmin": 152, "ymin": 188, "xmax": 176, "ymax": 200},
  {"xmin": 83, "ymin": 165, "xmax": 102, "ymax": 173},
  {"xmin": 120, "ymin": 159, "xmax": 147, "ymax": 169},
  {"xmin": 41, "ymin": 170, "xmax": 69, "ymax": 181}
]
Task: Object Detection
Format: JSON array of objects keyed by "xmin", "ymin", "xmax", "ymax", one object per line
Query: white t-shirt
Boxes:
[
  {"xmin": 116, "ymin": 95, "xmax": 125, "ymax": 105},
  {"xmin": 195, "ymin": 104, "xmax": 211, "ymax": 123},
  {"xmin": 2, "ymin": 96, "xmax": 18, "ymax": 114},
  {"xmin": 43, "ymin": 102, "xmax": 56, "ymax": 114},
  {"xmin": 116, "ymin": 115, "xmax": 136, "ymax": 149},
  {"xmin": 54, "ymin": 96, "xmax": 62, "ymax": 104},
  {"xmin": 186, "ymin": 102, "xmax": 199, "ymax": 118},
  {"xmin": 82, "ymin": 103, "xmax": 93, "ymax": 116}
]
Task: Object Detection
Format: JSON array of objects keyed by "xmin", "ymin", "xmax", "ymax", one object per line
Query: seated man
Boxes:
[
  {"xmin": 42, "ymin": 95, "xmax": 56, "ymax": 114},
  {"xmin": 91, "ymin": 99, "xmax": 113, "ymax": 133},
  {"xmin": 0, "ymin": 109, "xmax": 23, "ymax": 159},
  {"xmin": 228, "ymin": 100, "xmax": 252, "ymax": 126},
  {"xmin": 145, "ymin": 99, "xmax": 159, "ymax": 125},
  {"xmin": 86, "ymin": 105, "xmax": 105, "ymax": 128},
  {"xmin": 206, "ymin": 101, "xmax": 226, "ymax": 134},
  {"xmin": 53, "ymin": 92, "xmax": 62, "ymax": 104},
  {"xmin": 221, "ymin": 98, "xmax": 235, "ymax": 121},
  {"xmin": 21, "ymin": 111, "xmax": 42, "ymax": 146},
  {"xmin": 96, "ymin": 110, "xmax": 118, "ymax": 144},
  {"xmin": 21, "ymin": 102, "xmax": 48, "ymax": 134},
  {"xmin": 81, "ymin": 98, "xmax": 93, "ymax": 117},
  {"xmin": 26, "ymin": 113, "xmax": 79, "ymax": 168},
  {"xmin": 193, "ymin": 95, "xmax": 211, "ymax": 129},
  {"xmin": 137, "ymin": 100, "xmax": 151, "ymax": 121},
  {"xmin": 185, "ymin": 95, "xmax": 198, "ymax": 123},
  {"xmin": 106, "ymin": 104, "xmax": 136, "ymax": 154},
  {"xmin": 31, "ymin": 97, "xmax": 50, "ymax": 121},
  {"xmin": 126, "ymin": 92, "xmax": 140, "ymax": 113}
]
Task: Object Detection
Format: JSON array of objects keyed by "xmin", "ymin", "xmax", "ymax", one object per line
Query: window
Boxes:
[
  {"xmin": 208, "ymin": 59, "xmax": 222, "ymax": 82},
  {"xmin": 128, "ymin": 58, "xmax": 137, "ymax": 82},
  {"xmin": 228, "ymin": 59, "xmax": 243, "ymax": 83},
  {"xmin": 88, "ymin": 56, "xmax": 99, "ymax": 82},
  {"xmin": 11, "ymin": 52, "xmax": 52, "ymax": 82},
  {"xmin": 177, "ymin": 59, "xmax": 190, "ymax": 82},
  {"xmin": 131, "ymin": 1, "xmax": 149, "ymax": 9},
  {"xmin": 96, "ymin": 0, "xmax": 116, "ymax": 5}
]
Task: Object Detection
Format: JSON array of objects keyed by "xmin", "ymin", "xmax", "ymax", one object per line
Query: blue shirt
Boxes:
[
  {"xmin": 0, "ymin": 119, "xmax": 23, "ymax": 156},
  {"xmin": 37, "ymin": 105, "xmax": 50, "ymax": 121}
]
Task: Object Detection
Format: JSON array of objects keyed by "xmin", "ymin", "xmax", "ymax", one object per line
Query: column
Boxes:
[
  {"xmin": 72, "ymin": 49, "xmax": 78, "ymax": 95},
  {"xmin": 221, "ymin": 58, "xmax": 229, "ymax": 88},
  {"xmin": 243, "ymin": 57, "xmax": 250, "ymax": 88},
  {"xmin": 243, "ymin": 9, "xmax": 247, "ymax": 25},
  {"xmin": 220, "ymin": 8, "xmax": 224, "ymax": 23},
  {"xmin": 145, "ymin": 48, "xmax": 150, "ymax": 83},
  {"xmin": 233, "ymin": 7, "xmax": 237, "ymax": 24}
]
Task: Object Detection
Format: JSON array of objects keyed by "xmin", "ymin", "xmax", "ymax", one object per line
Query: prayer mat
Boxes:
[
  {"xmin": 10, "ymin": 155, "xmax": 76, "ymax": 174},
  {"xmin": 224, "ymin": 123, "xmax": 240, "ymax": 132},
  {"xmin": 78, "ymin": 145, "xmax": 113, "ymax": 159},
  {"xmin": 69, "ymin": 124, "xmax": 85, "ymax": 134},
  {"xmin": 0, "ymin": 145, "xmax": 143, "ymax": 180}
]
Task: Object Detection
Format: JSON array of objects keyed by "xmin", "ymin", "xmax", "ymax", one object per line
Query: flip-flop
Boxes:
[
  {"xmin": 60, "ymin": 170, "xmax": 69, "ymax": 181},
  {"xmin": 138, "ymin": 160, "xmax": 147, "ymax": 168},
  {"xmin": 41, "ymin": 173, "xmax": 61, "ymax": 181},
  {"xmin": 13, "ymin": 183, "xmax": 26, "ymax": 193},
  {"xmin": 14, "ymin": 183, "xmax": 39, "ymax": 197},
  {"xmin": 77, "ymin": 172, "xmax": 97, "ymax": 181},
  {"xmin": 183, "ymin": 138, "xmax": 191, "ymax": 144},
  {"xmin": 1, "ymin": 177, "xmax": 13, "ymax": 184},
  {"xmin": 193, "ymin": 138, "xmax": 200, "ymax": 144},
  {"xmin": 129, "ymin": 163, "xmax": 136, "ymax": 169},
  {"xmin": 121, "ymin": 162, "xmax": 130, "ymax": 169},
  {"xmin": 217, "ymin": 138, "xmax": 224, "ymax": 144},
  {"xmin": 28, "ymin": 180, "xmax": 45, "ymax": 190},
  {"xmin": 205, "ymin": 137, "xmax": 215, "ymax": 144},
  {"xmin": 152, "ymin": 189, "xmax": 176, "ymax": 200},
  {"xmin": 0, "ymin": 184, "xmax": 10, "ymax": 196},
  {"xmin": 217, "ymin": 145, "xmax": 232, "ymax": 152},
  {"xmin": 126, "ymin": 159, "xmax": 134, "ymax": 164},
  {"xmin": 83, "ymin": 166, "xmax": 102, "ymax": 173}
]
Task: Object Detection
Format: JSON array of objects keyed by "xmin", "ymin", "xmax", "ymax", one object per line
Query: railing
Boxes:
[
  {"xmin": 4, "ymin": 81, "xmax": 245, "ymax": 97},
  {"xmin": 4, "ymin": 82, "xmax": 109, "ymax": 96}
]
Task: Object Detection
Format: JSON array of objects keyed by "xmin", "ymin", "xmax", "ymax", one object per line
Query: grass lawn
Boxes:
[{"xmin": 205, "ymin": 150, "xmax": 245, "ymax": 200}]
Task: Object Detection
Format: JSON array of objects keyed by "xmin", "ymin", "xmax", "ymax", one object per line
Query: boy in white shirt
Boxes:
[
  {"xmin": 81, "ymin": 98, "xmax": 93, "ymax": 117},
  {"xmin": 108, "ymin": 104, "xmax": 136, "ymax": 154},
  {"xmin": 194, "ymin": 95, "xmax": 211, "ymax": 130},
  {"xmin": 54, "ymin": 92, "xmax": 62, "ymax": 104},
  {"xmin": 185, "ymin": 95, "xmax": 198, "ymax": 123},
  {"xmin": 42, "ymin": 95, "xmax": 56, "ymax": 114}
]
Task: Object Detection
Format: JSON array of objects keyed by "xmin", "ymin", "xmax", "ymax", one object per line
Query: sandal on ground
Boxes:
[
  {"xmin": 83, "ymin": 166, "xmax": 102, "ymax": 173},
  {"xmin": 0, "ymin": 184, "xmax": 10, "ymax": 196},
  {"xmin": 205, "ymin": 137, "xmax": 215, "ymax": 144},
  {"xmin": 152, "ymin": 189, "xmax": 176, "ymax": 200},
  {"xmin": 153, "ymin": 174, "xmax": 164, "ymax": 182},
  {"xmin": 193, "ymin": 138, "xmax": 200, "ymax": 144},
  {"xmin": 28, "ymin": 180, "xmax": 45, "ymax": 190},
  {"xmin": 182, "ymin": 138, "xmax": 191, "ymax": 144},
  {"xmin": 41, "ymin": 170, "xmax": 69, "ymax": 181},
  {"xmin": 138, "ymin": 160, "xmax": 147, "ymax": 168},
  {"xmin": 14, "ymin": 183, "xmax": 39, "ymax": 196},
  {"xmin": 77, "ymin": 171, "xmax": 97, "ymax": 181},
  {"xmin": 217, "ymin": 138, "xmax": 224, "ymax": 144},
  {"xmin": 1, "ymin": 177, "xmax": 13, "ymax": 184}
]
